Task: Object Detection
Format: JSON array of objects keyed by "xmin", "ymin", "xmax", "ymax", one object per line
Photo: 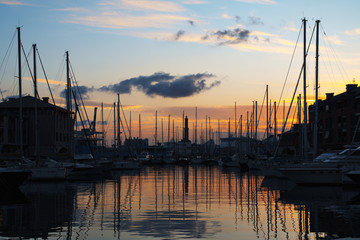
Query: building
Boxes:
[
  {"xmin": 0, "ymin": 96, "xmax": 73, "ymax": 156},
  {"xmin": 309, "ymin": 83, "xmax": 360, "ymax": 151}
]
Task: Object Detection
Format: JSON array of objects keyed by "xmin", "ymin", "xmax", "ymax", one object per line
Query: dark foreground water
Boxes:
[{"xmin": 1, "ymin": 164, "xmax": 360, "ymax": 239}]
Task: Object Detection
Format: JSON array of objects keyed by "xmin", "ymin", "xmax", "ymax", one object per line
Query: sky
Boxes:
[{"xmin": 1, "ymin": 0, "xmax": 360, "ymax": 145}]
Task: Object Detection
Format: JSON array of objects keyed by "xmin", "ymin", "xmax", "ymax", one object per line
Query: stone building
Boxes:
[{"xmin": 0, "ymin": 96, "xmax": 73, "ymax": 156}]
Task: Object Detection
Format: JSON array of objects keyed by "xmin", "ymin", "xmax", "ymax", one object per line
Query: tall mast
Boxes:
[
  {"xmin": 208, "ymin": 116, "xmax": 211, "ymax": 141},
  {"xmin": 129, "ymin": 111, "xmax": 132, "ymax": 139},
  {"xmin": 17, "ymin": 27, "xmax": 24, "ymax": 158},
  {"xmin": 298, "ymin": 94, "xmax": 302, "ymax": 156},
  {"xmin": 255, "ymin": 101, "xmax": 258, "ymax": 141},
  {"xmin": 247, "ymin": 111, "xmax": 249, "ymax": 153},
  {"xmin": 155, "ymin": 110, "xmax": 157, "ymax": 145},
  {"xmin": 33, "ymin": 44, "xmax": 39, "ymax": 164},
  {"xmin": 101, "ymin": 102, "xmax": 104, "ymax": 147},
  {"xmin": 182, "ymin": 111, "xmax": 184, "ymax": 140},
  {"xmin": 117, "ymin": 94, "xmax": 120, "ymax": 150},
  {"xmin": 228, "ymin": 118, "xmax": 231, "ymax": 152},
  {"xmin": 172, "ymin": 119, "xmax": 175, "ymax": 142},
  {"xmin": 274, "ymin": 101, "xmax": 277, "ymax": 147},
  {"xmin": 161, "ymin": 118, "xmax": 163, "ymax": 145},
  {"xmin": 139, "ymin": 113, "xmax": 141, "ymax": 139},
  {"xmin": 195, "ymin": 107, "xmax": 197, "ymax": 144},
  {"xmin": 283, "ymin": 100, "xmax": 285, "ymax": 132},
  {"xmin": 168, "ymin": 114, "xmax": 170, "ymax": 143},
  {"xmin": 235, "ymin": 102, "xmax": 237, "ymax": 137},
  {"xmin": 218, "ymin": 120, "xmax": 220, "ymax": 145},
  {"xmin": 266, "ymin": 85, "xmax": 269, "ymax": 140},
  {"xmin": 205, "ymin": 115, "xmax": 208, "ymax": 143},
  {"xmin": 303, "ymin": 17, "xmax": 308, "ymax": 159},
  {"xmin": 240, "ymin": 115, "xmax": 242, "ymax": 138},
  {"xmin": 113, "ymin": 102, "xmax": 116, "ymax": 147},
  {"xmin": 251, "ymin": 101, "xmax": 254, "ymax": 139},
  {"xmin": 314, "ymin": 20, "xmax": 320, "ymax": 156},
  {"xmin": 66, "ymin": 51, "xmax": 72, "ymax": 159}
]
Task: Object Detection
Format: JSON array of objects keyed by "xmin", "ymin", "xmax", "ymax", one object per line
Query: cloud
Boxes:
[
  {"xmin": 222, "ymin": 13, "xmax": 232, "ymax": 19},
  {"xmin": 0, "ymin": 0, "xmax": 29, "ymax": 5},
  {"xmin": 60, "ymin": 85, "xmax": 95, "ymax": 99},
  {"xmin": 99, "ymin": 72, "xmax": 221, "ymax": 98},
  {"xmin": 247, "ymin": 16, "xmax": 264, "ymax": 25},
  {"xmin": 344, "ymin": 28, "xmax": 360, "ymax": 36},
  {"xmin": 129, "ymin": 29, "xmax": 297, "ymax": 54},
  {"xmin": 51, "ymin": 8, "xmax": 87, "ymax": 12},
  {"xmin": 67, "ymin": 13, "xmax": 191, "ymax": 29},
  {"xmin": 101, "ymin": 0, "xmax": 185, "ymax": 12},
  {"xmin": 325, "ymin": 35, "xmax": 343, "ymax": 45},
  {"xmin": 183, "ymin": 0, "xmax": 208, "ymax": 4},
  {"xmin": 23, "ymin": 77, "xmax": 66, "ymax": 86},
  {"xmin": 206, "ymin": 28, "xmax": 251, "ymax": 45},
  {"xmin": 174, "ymin": 30, "xmax": 185, "ymax": 40},
  {"xmin": 234, "ymin": 0, "xmax": 276, "ymax": 4}
]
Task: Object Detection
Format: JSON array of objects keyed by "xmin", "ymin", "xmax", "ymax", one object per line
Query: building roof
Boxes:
[{"xmin": 0, "ymin": 95, "xmax": 68, "ymax": 113}]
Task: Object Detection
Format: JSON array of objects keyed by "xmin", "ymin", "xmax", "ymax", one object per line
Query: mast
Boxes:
[
  {"xmin": 182, "ymin": 110, "xmax": 184, "ymax": 140},
  {"xmin": 235, "ymin": 102, "xmax": 237, "ymax": 137},
  {"xmin": 218, "ymin": 120, "xmax": 220, "ymax": 146},
  {"xmin": 314, "ymin": 20, "xmax": 320, "ymax": 156},
  {"xmin": 247, "ymin": 111, "xmax": 249, "ymax": 153},
  {"xmin": 208, "ymin": 116, "xmax": 211, "ymax": 141},
  {"xmin": 283, "ymin": 100, "xmax": 285, "ymax": 132},
  {"xmin": 101, "ymin": 102, "xmax": 104, "ymax": 147},
  {"xmin": 240, "ymin": 115, "xmax": 242, "ymax": 138},
  {"xmin": 303, "ymin": 17, "xmax": 308, "ymax": 159},
  {"xmin": 117, "ymin": 94, "xmax": 120, "ymax": 150},
  {"xmin": 139, "ymin": 113, "xmax": 141, "ymax": 139},
  {"xmin": 266, "ymin": 85, "xmax": 269, "ymax": 140},
  {"xmin": 228, "ymin": 118, "xmax": 230, "ymax": 153},
  {"xmin": 161, "ymin": 118, "xmax": 163, "ymax": 145},
  {"xmin": 168, "ymin": 114, "xmax": 170, "ymax": 143},
  {"xmin": 298, "ymin": 94, "xmax": 302, "ymax": 157},
  {"xmin": 195, "ymin": 107, "xmax": 197, "ymax": 144},
  {"xmin": 129, "ymin": 111, "xmax": 132, "ymax": 139},
  {"xmin": 251, "ymin": 101, "xmax": 254, "ymax": 139},
  {"xmin": 17, "ymin": 27, "xmax": 23, "ymax": 157},
  {"xmin": 66, "ymin": 51, "xmax": 73, "ymax": 159},
  {"xmin": 33, "ymin": 44, "xmax": 39, "ymax": 164},
  {"xmin": 113, "ymin": 102, "xmax": 116, "ymax": 147},
  {"xmin": 255, "ymin": 101, "xmax": 258, "ymax": 140},
  {"xmin": 205, "ymin": 115, "xmax": 208, "ymax": 143},
  {"xmin": 172, "ymin": 119, "xmax": 175, "ymax": 142},
  {"xmin": 155, "ymin": 110, "xmax": 157, "ymax": 145},
  {"xmin": 274, "ymin": 101, "xmax": 277, "ymax": 148}
]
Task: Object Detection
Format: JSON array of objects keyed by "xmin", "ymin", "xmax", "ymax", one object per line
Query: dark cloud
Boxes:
[
  {"xmin": 174, "ymin": 30, "xmax": 185, "ymax": 40},
  {"xmin": 99, "ymin": 72, "xmax": 220, "ymax": 98},
  {"xmin": 206, "ymin": 28, "xmax": 251, "ymax": 45},
  {"xmin": 247, "ymin": 16, "xmax": 264, "ymax": 25},
  {"xmin": 60, "ymin": 85, "xmax": 94, "ymax": 99},
  {"xmin": 188, "ymin": 20, "xmax": 195, "ymax": 26},
  {"xmin": 235, "ymin": 16, "xmax": 241, "ymax": 23}
]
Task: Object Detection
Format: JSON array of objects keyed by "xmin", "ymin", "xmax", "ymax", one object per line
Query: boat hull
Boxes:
[{"xmin": 0, "ymin": 168, "xmax": 32, "ymax": 189}]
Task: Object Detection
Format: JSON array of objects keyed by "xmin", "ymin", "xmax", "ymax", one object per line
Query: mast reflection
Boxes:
[{"xmin": 0, "ymin": 166, "xmax": 359, "ymax": 239}]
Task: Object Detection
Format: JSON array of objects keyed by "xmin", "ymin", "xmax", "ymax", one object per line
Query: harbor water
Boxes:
[{"xmin": 1, "ymin": 164, "xmax": 360, "ymax": 239}]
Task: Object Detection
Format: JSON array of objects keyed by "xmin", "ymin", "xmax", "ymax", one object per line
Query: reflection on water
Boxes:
[{"xmin": 0, "ymin": 165, "xmax": 360, "ymax": 239}]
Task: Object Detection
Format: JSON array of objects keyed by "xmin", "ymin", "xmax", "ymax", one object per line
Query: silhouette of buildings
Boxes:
[{"xmin": 0, "ymin": 96, "xmax": 73, "ymax": 156}]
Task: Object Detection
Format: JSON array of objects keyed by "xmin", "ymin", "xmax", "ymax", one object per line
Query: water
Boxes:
[{"xmin": 1, "ymin": 165, "xmax": 360, "ymax": 239}]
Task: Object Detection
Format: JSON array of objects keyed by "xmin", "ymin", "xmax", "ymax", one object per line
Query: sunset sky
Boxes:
[{"xmin": 1, "ymin": 0, "xmax": 360, "ymax": 145}]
